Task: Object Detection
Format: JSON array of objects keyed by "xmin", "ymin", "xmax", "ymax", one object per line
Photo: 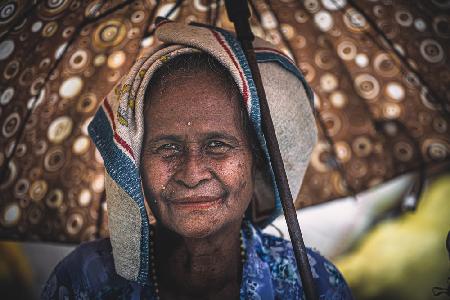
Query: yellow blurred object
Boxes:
[
  {"xmin": 0, "ymin": 242, "xmax": 34, "ymax": 299},
  {"xmin": 335, "ymin": 174, "xmax": 450, "ymax": 300}
]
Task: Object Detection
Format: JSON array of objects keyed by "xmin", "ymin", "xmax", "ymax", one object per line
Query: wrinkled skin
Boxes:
[{"xmin": 140, "ymin": 68, "xmax": 254, "ymax": 299}]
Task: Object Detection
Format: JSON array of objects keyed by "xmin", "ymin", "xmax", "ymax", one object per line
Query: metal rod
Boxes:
[{"xmin": 224, "ymin": 1, "xmax": 318, "ymax": 299}]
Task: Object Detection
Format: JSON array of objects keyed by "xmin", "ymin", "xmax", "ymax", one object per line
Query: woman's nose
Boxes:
[{"xmin": 173, "ymin": 152, "xmax": 213, "ymax": 188}]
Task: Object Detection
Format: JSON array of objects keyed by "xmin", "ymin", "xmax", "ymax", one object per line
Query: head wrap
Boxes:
[{"xmin": 88, "ymin": 20, "xmax": 317, "ymax": 284}]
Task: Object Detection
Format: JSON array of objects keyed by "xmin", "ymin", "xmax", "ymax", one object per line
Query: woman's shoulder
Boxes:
[
  {"xmin": 41, "ymin": 238, "xmax": 136, "ymax": 299},
  {"xmin": 259, "ymin": 230, "xmax": 329, "ymax": 265},
  {"xmin": 53, "ymin": 238, "xmax": 114, "ymax": 277},
  {"xmin": 256, "ymin": 229, "xmax": 353, "ymax": 299}
]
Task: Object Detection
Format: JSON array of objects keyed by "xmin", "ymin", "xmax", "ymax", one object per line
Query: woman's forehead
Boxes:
[{"xmin": 144, "ymin": 69, "xmax": 245, "ymax": 138}]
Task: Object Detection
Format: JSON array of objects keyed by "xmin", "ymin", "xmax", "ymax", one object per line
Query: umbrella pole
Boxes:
[{"xmin": 224, "ymin": 1, "xmax": 319, "ymax": 300}]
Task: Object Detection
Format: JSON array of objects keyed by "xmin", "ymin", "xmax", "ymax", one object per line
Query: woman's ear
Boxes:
[{"xmin": 143, "ymin": 196, "xmax": 158, "ymax": 225}]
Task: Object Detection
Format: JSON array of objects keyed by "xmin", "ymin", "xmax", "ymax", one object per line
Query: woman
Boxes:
[{"xmin": 42, "ymin": 20, "xmax": 352, "ymax": 299}]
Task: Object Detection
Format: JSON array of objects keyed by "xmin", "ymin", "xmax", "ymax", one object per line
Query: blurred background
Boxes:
[{"xmin": 0, "ymin": 0, "xmax": 449, "ymax": 299}]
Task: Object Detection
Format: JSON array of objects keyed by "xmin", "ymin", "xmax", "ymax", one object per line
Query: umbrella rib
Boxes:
[
  {"xmin": 86, "ymin": 0, "xmax": 138, "ymax": 24},
  {"xmin": 342, "ymin": 0, "xmax": 449, "ymax": 120},
  {"xmin": 165, "ymin": 0, "xmax": 184, "ymax": 20},
  {"xmin": 141, "ymin": 0, "xmax": 184, "ymax": 40},
  {"xmin": 137, "ymin": 1, "xmax": 162, "ymax": 54},
  {"xmin": 268, "ymin": 0, "xmax": 357, "ymax": 197},
  {"xmin": 0, "ymin": 0, "xmax": 138, "ymax": 186}
]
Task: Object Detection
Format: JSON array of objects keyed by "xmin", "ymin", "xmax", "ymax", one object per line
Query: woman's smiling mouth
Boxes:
[{"xmin": 169, "ymin": 196, "xmax": 224, "ymax": 210}]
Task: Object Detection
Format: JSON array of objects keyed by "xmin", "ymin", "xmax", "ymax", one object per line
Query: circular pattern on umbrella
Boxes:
[
  {"xmin": 419, "ymin": 39, "xmax": 444, "ymax": 63},
  {"xmin": 66, "ymin": 49, "xmax": 90, "ymax": 72},
  {"xmin": 336, "ymin": 40, "xmax": 357, "ymax": 60},
  {"xmin": 93, "ymin": 19, "xmax": 127, "ymax": 49},
  {"xmin": 47, "ymin": 116, "xmax": 73, "ymax": 143},
  {"xmin": 0, "ymin": 87, "xmax": 15, "ymax": 105},
  {"xmin": 59, "ymin": 76, "xmax": 83, "ymax": 98},
  {"xmin": 354, "ymin": 73, "xmax": 380, "ymax": 100},
  {"xmin": 2, "ymin": 112, "xmax": 21, "ymax": 138},
  {"xmin": 2, "ymin": 203, "xmax": 21, "ymax": 227},
  {"xmin": 14, "ymin": 178, "xmax": 29, "ymax": 198},
  {"xmin": 42, "ymin": 21, "xmax": 59, "ymax": 37},
  {"xmin": 0, "ymin": 160, "xmax": 17, "ymax": 190},
  {"xmin": 373, "ymin": 52, "xmax": 400, "ymax": 77},
  {"xmin": 321, "ymin": 0, "xmax": 346, "ymax": 11},
  {"xmin": 107, "ymin": 51, "xmax": 126, "ymax": 69},
  {"xmin": 40, "ymin": 0, "xmax": 71, "ymax": 19},
  {"xmin": 44, "ymin": 146, "xmax": 66, "ymax": 172},
  {"xmin": 3, "ymin": 59, "xmax": 20, "ymax": 79},
  {"xmin": 72, "ymin": 136, "xmax": 90, "ymax": 155},
  {"xmin": 432, "ymin": 15, "xmax": 450, "ymax": 38},
  {"xmin": 385, "ymin": 82, "xmax": 405, "ymax": 101},
  {"xmin": 355, "ymin": 53, "xmax": 369, "ymax": 68},
  {"xmin": 0, "ymin": 1, "xmax": 19, "ymax": 24},
  {"xmin": 343, "ymin": 8, "xmax": 368, "ymax": 32},
  {"xmin": 78, "ymin": 189, "xmax": 92, "ymax": 207},
  {"xmin": 314, "ymin": 10, "xmax": 333, "ymax": 32},
  {"xmin": 0, "ymin": 40, "xmax": 15, "ymax": 60}
]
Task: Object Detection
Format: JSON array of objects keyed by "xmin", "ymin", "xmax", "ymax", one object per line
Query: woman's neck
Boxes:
[{"xmin": 154, "ymin": 222, "xmax": 243, "ymax": 300}]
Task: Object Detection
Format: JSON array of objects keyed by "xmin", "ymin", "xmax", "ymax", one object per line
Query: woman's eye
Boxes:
[
  {"xmin": 205, "ymin": 141, "xmax": 231, "ymax": 154},
  {"xmin": 156, "ymin": 144, "xmax": 181, "ymax": 157}
]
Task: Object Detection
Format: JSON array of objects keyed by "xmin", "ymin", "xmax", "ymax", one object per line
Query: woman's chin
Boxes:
[
  {"xmin": 164, "ymin": 212, "xmax": 225, "ymax": 238},
  {"xmin": 176, "ymin": 226, "xmax": 217, "ymax": 239},
  {"xmin": 154, "ymin": 198, "xmax": 245, "ymax": 238}
]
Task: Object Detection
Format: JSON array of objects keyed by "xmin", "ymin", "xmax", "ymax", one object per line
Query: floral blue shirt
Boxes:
[{"xmin": 42, "ymin": 221, "xmax": 352, "ymax": 299}]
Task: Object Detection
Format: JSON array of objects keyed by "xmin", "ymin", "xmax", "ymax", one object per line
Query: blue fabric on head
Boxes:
[{"xmin": 88, "ymin": 107, "xmax": 150, "ymax": 285}]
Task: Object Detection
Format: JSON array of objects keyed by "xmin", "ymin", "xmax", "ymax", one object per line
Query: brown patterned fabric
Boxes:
[
  {"xmin": 249, "ymin": 0, "xmax": 450, "ymax": 207},
  {"xmin": 0, "ymin": 0, "xmax": 448, "ymax": 243}
]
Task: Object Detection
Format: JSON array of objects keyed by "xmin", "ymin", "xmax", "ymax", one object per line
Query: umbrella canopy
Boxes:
[
  {"xmin": 0, "ymin": 0, "xmax": 448, "ymax": 243},
  {"xmin": 258, "ymin": 0, "xmax": 450, "ymax": 207},
  {"xmin": 0, "ymin": 0, "xmax": 157, "ymax": 242}
]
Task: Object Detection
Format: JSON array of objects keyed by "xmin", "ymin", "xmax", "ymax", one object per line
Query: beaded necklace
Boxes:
[{"xmin": 148, "ymin": 226, "xmax": 247, "ymax": 300}]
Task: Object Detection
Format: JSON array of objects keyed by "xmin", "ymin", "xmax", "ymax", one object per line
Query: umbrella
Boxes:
[
  {"xmin": 262, "ymin": 0, "xmax": 450, "ymax": 207},
  {"xmin": 0, "ymin": 0, "xmax": 448, "ymax": 245}
]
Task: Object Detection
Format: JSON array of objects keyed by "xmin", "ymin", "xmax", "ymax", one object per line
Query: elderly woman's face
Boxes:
[{"xmin": 141, "ymin": 69, "xmax": 254, "ymax": 238}]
